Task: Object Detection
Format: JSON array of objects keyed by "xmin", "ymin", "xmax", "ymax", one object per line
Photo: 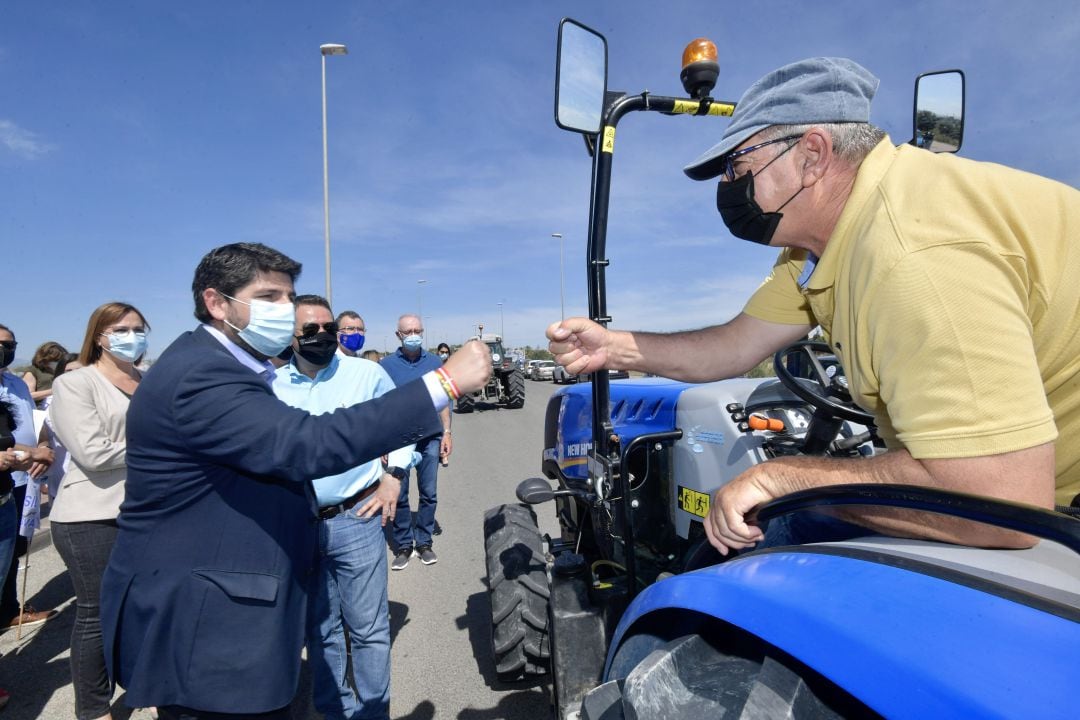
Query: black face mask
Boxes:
[
  {"xmin": 295, "ymin": 332, "xmax": 338, "ymax": 367},
  {"xmin": 716, "ymin": 170, "xmax": 804, "ymax": 246}
]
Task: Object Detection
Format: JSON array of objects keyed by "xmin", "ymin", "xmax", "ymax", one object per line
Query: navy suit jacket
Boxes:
[{"xmin": 100, "ymin": 326, "xmax": 442, "ymax": 713}]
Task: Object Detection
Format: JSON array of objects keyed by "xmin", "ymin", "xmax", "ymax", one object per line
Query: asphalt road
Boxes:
[{"xmin": 0, "ymin": 378, "xmax": 562, "ymax": 720}]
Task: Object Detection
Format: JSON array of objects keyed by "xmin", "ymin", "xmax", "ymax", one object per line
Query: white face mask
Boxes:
[{"xmin": 222, "ymin": 294, "xmax": 296, "ymax": 357}]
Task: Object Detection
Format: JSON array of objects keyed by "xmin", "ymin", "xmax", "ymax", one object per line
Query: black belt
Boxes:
[{"xmin": 318, "ymin": 481, "xmax": 381, "ymax": 520}]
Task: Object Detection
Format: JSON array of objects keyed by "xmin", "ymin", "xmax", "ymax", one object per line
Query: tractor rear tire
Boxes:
[
  {"xmin": 483, "ymin": 503, "xmax": 550, "ymax": 682},
  {"xmin": 506, "ymin": 369, "xmax": 525, "ymax": 409}
]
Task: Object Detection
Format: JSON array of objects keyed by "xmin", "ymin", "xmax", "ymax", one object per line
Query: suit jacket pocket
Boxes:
[{"xmin": 191, "ymin": 568, "xmax": 280, "ymax": 603}]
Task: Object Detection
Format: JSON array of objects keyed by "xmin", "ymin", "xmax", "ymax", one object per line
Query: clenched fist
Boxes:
[
  {"xmin": 547, "ymin": 317, "xmax": 613, "ymax": 375},
  {"xmin": 442, "ymin": 340, "xmax": 492, "ymax": 395}
]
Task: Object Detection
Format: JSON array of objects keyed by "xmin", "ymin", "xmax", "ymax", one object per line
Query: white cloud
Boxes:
[{"xmin": 0, "ymin": 119, "xmax": 56, "ymax": 159}]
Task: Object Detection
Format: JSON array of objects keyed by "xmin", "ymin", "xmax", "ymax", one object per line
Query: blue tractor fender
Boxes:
[{"xmin": 603, "ymin": 546, "xmax": 1080, "ymax": 719}]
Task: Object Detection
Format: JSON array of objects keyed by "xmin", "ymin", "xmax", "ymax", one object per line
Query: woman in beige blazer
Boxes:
[{"xmin": 50, "ymin": 302, "xmax": 148, "ymax": 720}]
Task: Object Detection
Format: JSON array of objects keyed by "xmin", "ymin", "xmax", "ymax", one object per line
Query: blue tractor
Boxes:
[{"xmin": 482, "ymin": 18, "xmax": 1080, "ymax": 719}]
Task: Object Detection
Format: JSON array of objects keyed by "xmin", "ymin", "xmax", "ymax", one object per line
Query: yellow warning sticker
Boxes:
[
  {"xmin": 671, "ymin": 100, "xmax": 698, "ymax": 115},
  {"xmin": 677, "ymin": 486, "xmax": 710, "ymax": 518},
  {"xmin": 708, "ymin": 103, "xmax": 736, "ymax": 117},
  {"xmin": 601, "ymin": 126, "xmax": 616, "ymax": 153},
  {"xmin": 670, "ymin": 100, "xmax": 736, "ymax": 117}
]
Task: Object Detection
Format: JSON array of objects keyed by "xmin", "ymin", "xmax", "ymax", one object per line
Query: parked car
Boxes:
[
  {"xmin": 524, "ymin": 359, "xmax": 544, "ymax": 379},
  {"xmin": 552, "ymin": 364, "xmax": 579, "ymax": 384},
  {"xmin": 532, "ymin": 360, "xmax": 556, "ymax": 381}
]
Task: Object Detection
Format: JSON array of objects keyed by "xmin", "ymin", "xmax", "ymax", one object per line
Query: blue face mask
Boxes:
[
  {"xmin": 402, "ymin": 334, "xmax": 424, "ymax": 352},
  {"xmin": 102, "ymin": 330, "xmax": 148, "ymax": 363},
  {"xmin": 339, "ymin": 332, "xmax": 365, "ymax": 353},
  {"xmin": 223, "ymin": 294, "xmax": 296, "ymax": 357}
]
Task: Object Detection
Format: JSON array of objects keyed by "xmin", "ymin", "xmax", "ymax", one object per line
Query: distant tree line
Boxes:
[
  {"xmin": 916, "ymin": 110, "xmax": 961, "ymax": 147},
  {"xmin": 521, "ymin": 345, "xmax": 555, "ymax": 361}
]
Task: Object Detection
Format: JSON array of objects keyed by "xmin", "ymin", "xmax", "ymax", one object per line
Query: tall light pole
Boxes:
[
  {"xmin": 417, "ymin": 279, "xmax": 428, "ymax": 318},
  {"xmin": 320, "ymin": 43, "xmax": 348, "ymax": 305},
  {"xmin": 497, "ymin": 302, "xmax": 504, "ymax": 340},
  {"xmin": 551, "ymin": 232, "xmax": 565, "ymax": 320}
]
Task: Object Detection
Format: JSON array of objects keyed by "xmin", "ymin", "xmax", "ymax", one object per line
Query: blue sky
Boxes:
[{"xmin": 3, "ymin": 1, "xmax": 1078, "ymax": 360}]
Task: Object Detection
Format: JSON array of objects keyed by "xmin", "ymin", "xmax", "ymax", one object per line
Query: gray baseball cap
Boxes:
[{"xmin": 683, "ymin": 57, "xmax": 880, "ymax": 181}]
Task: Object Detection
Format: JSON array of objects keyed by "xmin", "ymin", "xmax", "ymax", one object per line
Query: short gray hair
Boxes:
[
  {"xmin": 762, "ymin": 122, "xmax": 886, "ymax": 165},
  {"xmin": 397, "ymin": 313, "xmax": 422, "ymax": 331}
]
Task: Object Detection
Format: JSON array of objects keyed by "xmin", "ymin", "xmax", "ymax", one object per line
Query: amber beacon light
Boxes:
[{"xmin": 680, "ymin": 38, "xmax": 719, "ymax": 99}]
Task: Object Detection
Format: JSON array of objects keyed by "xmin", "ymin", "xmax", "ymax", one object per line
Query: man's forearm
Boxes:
[
  {"xmin": 621, "ymin": 315, "xmax": 810, "ymax": 383},
  {"xmin": 750, "ymin": 444, "xmax": 1053, "ymax": 548}
]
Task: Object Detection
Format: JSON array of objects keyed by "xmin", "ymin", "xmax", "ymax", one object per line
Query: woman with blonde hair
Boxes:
[{"xmin": 49, "ymin": 302, "xmax": 149, "ymax": 720}]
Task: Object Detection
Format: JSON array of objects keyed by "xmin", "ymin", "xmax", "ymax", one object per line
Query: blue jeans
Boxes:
[
  {"xmin": 0, "ymin": 484, "xmax": 28, "ymax": 622},
  {"xmin": 756, "ymin": 510, "xmax": 873, "ymax": 550},
  {"xmin": 308, "ymin": 510, "xmax": 390, "ymax": 720},
  {"xmin": 391, "ymin": 437, "xmax": 440, "ymax": 550},
  {"xmin": 0, "ymin": 498, "xmax": 15, "ymax": 601}
]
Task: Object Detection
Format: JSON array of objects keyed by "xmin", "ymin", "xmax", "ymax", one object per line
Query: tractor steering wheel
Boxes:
[{"xmin": 773, "ymin": 340, "xmax": 876, "ymax": 426}]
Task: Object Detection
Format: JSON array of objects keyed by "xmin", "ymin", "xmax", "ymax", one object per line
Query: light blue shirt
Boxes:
[
  {"xmin": 797, "ymin": 252, "xmax": 820, "ymax": 288},
  {"xmin": 1, "ymin": 370, "xmax": 37, "ymax": 488},
  {"xmin": 273, "ymin": 354, "xmax": 415, "ymax": 506}
]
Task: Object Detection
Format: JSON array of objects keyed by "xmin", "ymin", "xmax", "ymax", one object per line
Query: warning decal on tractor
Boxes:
[
  {"xmin": 601, "ymin": 126, "xmax": 616, "ymax": 153},
  {"xmin": 677, "ymin": 486, "xmax": 710, "ymax": 518}
]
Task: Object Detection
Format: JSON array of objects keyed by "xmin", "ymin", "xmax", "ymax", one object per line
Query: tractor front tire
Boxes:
[{"xmin": 483, "ymin": 504, "xmax": 550, "ymax": 681}]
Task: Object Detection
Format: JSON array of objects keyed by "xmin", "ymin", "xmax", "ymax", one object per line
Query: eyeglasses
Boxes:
[
  {"xmin": 718, "ymin": 134, "xmax": 803, "ymax": 182},
  {"xmin": 103, "ymin": 326, "xmax": 147, "ymax": 338},
  {"xmin": 338, "ymin": 326, "xmax": 365, "ymax": 336},
  {"xmin": 297, "ymin": 321, "xmax": 339, "ymax": 338},
  {"xmin": 0, "ymin": 341, "xmax": 15, "ymax": 351}
]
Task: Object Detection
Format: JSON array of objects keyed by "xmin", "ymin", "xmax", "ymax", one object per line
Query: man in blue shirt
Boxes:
[
  {"xmin": 0, "ymin": 324, "xmax": 56, "ymax": 630},
  {"xmin": 335, "ymin": 310, "xmax": 366, "ymax": 358},
  {"xmin": 274, "ymin": 295, "xmax": 411, "ymax": 720},
  {"xmin": 380, "ymin": 314, "xmax": 451, "ymax": 570}
]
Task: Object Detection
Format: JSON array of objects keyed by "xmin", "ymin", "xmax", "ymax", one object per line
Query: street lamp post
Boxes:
[
  {"xmin": 417, "ymin": 279, "xmax": 428, "ymax": 318},
  {"xmin": 320, "ymin": 43, "xmax": 348, "ymax": 305},
  {"xmin": 497, "ymin": 302, "xmax": 504, "ymax": 340},
  {"xmin": 551, "ymin": 232, "xmax": 565, "ymax": 320}
]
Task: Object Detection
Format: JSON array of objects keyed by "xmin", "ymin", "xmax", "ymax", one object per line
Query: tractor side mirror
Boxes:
[
  {"xmin": 555, "ymin": 18, "xmax": 607, "ymax": 135},
  {"xmin": 913, "ymin": 70, "xmax": 965, "ymax": 153},
  {"xmin": 516, "ymin": 477, "xmax": 557, "ymax": 505}
]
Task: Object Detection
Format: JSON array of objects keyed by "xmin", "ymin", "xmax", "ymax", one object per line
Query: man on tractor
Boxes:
[{"xmin": 548, "ymin": 57, "xmax": 1080, "ymax": 554}]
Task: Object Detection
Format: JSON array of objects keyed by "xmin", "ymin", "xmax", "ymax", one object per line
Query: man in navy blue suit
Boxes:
[{"xmin": 100, "ymin": 243, "xmax": 490, "ymax": 720}]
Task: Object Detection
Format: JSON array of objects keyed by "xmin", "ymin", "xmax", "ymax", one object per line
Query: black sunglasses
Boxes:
[
  {"xmin": 297, "ymin": 321, "xmax": 338, "ymax": 339},
  {"xmin": 0, "ymin": 341, "xmax": 16, "ymax": 351}
]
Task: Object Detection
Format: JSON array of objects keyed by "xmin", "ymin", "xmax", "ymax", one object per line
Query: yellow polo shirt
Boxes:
[{"xmin": 744, "ymin": 138, "xmax": 1080, "ymax": 506}]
